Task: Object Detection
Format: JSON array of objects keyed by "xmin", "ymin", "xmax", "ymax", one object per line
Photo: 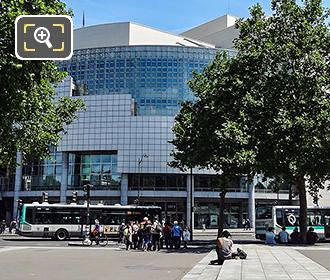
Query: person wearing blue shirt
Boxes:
[
  {"xmin": 265, "ymin": 227, "xmax": 276, "ymax": 245},
  {"xmin": 171, "ymin": 221, "xmax": 182, "ymax": 249}
]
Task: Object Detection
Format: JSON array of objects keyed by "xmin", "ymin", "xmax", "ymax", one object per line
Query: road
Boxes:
[
  {"xmin": 0, "ymin": 235, "xmax": 210, "ymax": 280},
  {"xmin": 298, "ymin": 249, "xmax": 330, "ymax": 270}
]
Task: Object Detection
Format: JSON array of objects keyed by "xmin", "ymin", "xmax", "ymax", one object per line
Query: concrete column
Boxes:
[
  {"xmin": 60, "ymin": 152, "xmax": 69, "ymax": 204},
  {"xmin": 120, "ymin": 173, "xmax": 128, "ymax": 205},
  {"xmin": 13, "ymin": 152, "xmax": 23, "ymax": 219},
  {"xmin": 248, "ymin": 175, "xmax": 257, "ymax": 229},
  {"xmin": 186, "ymin": 173, "xmax": 194, "ymax": 231}
]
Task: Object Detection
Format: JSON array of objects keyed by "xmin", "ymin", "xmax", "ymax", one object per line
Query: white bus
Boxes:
[
  {"xmin": 18, "ymin": 202, "xmax": 161, "ymax": 240},
  {"xmin": 256, "ymin": 205, "xmax": 330, "ymax": 240}
]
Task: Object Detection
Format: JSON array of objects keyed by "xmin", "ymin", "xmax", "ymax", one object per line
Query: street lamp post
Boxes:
[
  {"xmin": 190, "ymin": 167, "xmax": 194, "ymax": 241},
  {"xmin": 137, "ymin": 154, "xmax": 148, "ymax": 205}
]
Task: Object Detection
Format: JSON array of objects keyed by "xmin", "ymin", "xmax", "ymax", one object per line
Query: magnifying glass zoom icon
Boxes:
[{"xmin": 34, "ymin": 27, "xmax": 53, "ymax": 49}]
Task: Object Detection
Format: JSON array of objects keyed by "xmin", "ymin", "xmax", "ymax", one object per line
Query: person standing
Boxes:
[
  {"xmin": 151, "ymin": 219, "xmax": 161, "ymax": 251},
  {"xmin": 162, "ymin": 222, "xmax": 172, "ymax": 249},
  {"xmin": 182, "ymin": 226, "xmax": 190, "ymax": 249},
  {"xmin": 132, "ymin": 221, "xmax": 139, "ymax": 249},
  {"xmin": 245, "ymin": 219, "xmax": 251, "ymax": 230},
  {"xmin": 123, "ymin": 223, "xmax": 132, "ymax": 250},
  {"xmin": 171, "ymin": 221, "xmax": 182, "ymax": 249},
  {"xmin": 279, "ymin": 227, "xmax": 289, "ymax": 244}
]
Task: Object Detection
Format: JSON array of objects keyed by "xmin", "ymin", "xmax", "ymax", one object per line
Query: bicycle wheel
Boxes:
[{"xmin": 98, "ymin": 234, "xmax": 108, "ymax": 247}]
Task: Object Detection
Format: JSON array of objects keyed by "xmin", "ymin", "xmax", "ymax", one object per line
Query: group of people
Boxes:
[
  {"xmin": 265, "ymin": 226, "xmax": 319, "ymax": 245},
  {"xmin": 117, "ymin": 218, "xmax": 191, "ymax": 251},
  {"xmin": 0, "ymin": 220, "xmax": 17, "ymax": 234}
]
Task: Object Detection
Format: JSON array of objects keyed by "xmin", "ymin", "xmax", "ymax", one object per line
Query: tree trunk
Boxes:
[
  {"xmin": 289, "ymin": 184, "xmax": 292, "ymax": 205},
  {"xmin": 296, "ymin": 176, "xmax": 307, "ymax": 244},
  {"xmin": 217, "ymin": 191, "xmax": 226, "ymax": 237}
]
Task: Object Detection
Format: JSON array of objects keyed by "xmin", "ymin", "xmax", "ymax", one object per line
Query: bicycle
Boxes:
[{"xmin": 82, "ymin": 232, "xmax": 109, "ymax": 247}]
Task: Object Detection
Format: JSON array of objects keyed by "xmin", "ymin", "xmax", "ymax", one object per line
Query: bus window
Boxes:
[
  {"xmin": 256, "ymin": 205, "xmax": 272, "ymax": 219},
  {"xmin": 276, "ymin": 209, "xmax": 283, "ymax": 226},
  {"xmin": 25, "ymin": 207, "xmax": 34, "ymax": 224},
  {"xmin": 284, "ymin": 209, "xmax": 299, "ymax": 227},
  {"xmin": 307, "ymin": 211, "xmax": 322, "ymax": 226},
  {"xmin": 35, "ymin": 208, "xmax": 52, "ymax": 224}
]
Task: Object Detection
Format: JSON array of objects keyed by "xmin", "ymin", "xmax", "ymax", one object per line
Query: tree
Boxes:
[
  {"xmin": 171, "ymin": 0, "xmax": 330, "ymax": 242},
  {"xmin": 0, "ymin": 0, "xmax": 84, "ymax": 166},
  {"xmin": 170, "ymin": 53, "xmax": 255, "ymax": 234}
]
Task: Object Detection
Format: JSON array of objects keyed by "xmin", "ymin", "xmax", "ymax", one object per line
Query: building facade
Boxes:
[{"xmin": 1, "ymin": 15, "xmax": 298, "ymax": 229}]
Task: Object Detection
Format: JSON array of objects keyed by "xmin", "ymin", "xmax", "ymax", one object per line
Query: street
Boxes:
[{"xmin": 0, "ymin": 236, "xmax": 210, "ymax": 280}]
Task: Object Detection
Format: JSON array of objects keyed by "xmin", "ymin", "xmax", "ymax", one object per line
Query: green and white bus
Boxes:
[
  {"xmin": 256, "ymin": 205, "xmax": 330, "ymax": 240},
  {"xmin": 18, "ymin": 202, "xmax": 161, "ymax": 240}
]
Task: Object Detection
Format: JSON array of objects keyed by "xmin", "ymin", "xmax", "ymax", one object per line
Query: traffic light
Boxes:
[
  {"xmin": 42, "ymin": 192, "xmax": 48, "ymax": 203},
  {"xmin": 72, "ymin": 191, "xmax": 78, "ymax": 203}
]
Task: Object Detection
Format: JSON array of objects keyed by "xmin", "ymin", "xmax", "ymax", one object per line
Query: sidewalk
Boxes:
[{"xmin": 182, "ymin": 244, "xmax": 330, "ymax": 280}]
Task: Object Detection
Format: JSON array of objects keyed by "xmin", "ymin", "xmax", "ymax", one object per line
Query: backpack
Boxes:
[
  {"xmin": 123, "ymin": 228, "xmax": 129, "ymax": 237},
  {"xmin": 237, "ymin": 248, "xmax": 247, "ymax": 259}
]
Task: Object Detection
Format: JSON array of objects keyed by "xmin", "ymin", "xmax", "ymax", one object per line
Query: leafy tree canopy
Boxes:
[
  {"xmin": 0, "ymin": 0, "xmax": 84, "ymax": 166},
  {"xmin": 171, "ymin": 0, "xmax": 329, "ymax": 240}
]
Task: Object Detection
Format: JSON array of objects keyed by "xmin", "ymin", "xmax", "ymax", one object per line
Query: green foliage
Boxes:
[
  {"xmin": 0, "ymin": 0, "xmax": 84, "ymax": 166},
  {"xmin": 171, "ymin": 0, "xmax": 329, "ymax": 238}
]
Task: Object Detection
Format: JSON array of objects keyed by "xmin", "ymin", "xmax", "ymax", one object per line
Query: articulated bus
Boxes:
[
  {"xmin": 256, "ymin": 205, "xmax": 330, "ymax": 240},
  {"xmin": 18, "ymin": 202, "xmax": 161, "ymax": 240}
]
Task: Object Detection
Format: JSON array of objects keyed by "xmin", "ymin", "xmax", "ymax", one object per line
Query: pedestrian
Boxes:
[
  {"xmin": 245, "ymin": 219, "xmax": 251, "ymax": 230},
  {"xmin": 132, "ymin": 221, "xmax": 139, "ymax": 249},
  {"xmin": 123, "ymin": 223, "xmax": 132, "ymax": 250},
  {"xmin": 118, "ymin": 222, "xmax": 125, "ymax": 243},
  {"xmin": 151, "ymin": 219, "xmax": 162, "ymax": 251},
  {"xmin": 209, "ymin": 230, "xmax": 240, "ymax": 265},
  {"xmin": 306, "ymin": 227, "xmax": 319, "ymax": 245},
  {"xmin": 290, "ymin": 227, "xmax": 301, "ymax": 244},
  {"xmin": 142, "ymin": 219, "xmax": 152, "ymax": 251},
  {"xmin": 171, "ymin": 221, "xmax": 182, "ymax": 249},
  {"xmin": 265, "ymin": 227, "xmax": 276, "ymax": 245},
  {"xmin": 242, "ymin": 219, "xmax": 246, "ymax": 230},
  {"xmin": 162, "ymin": 222, "xmax": 172, "ymax": 249},
  {"xmin": 182, "ymin": 226, "xmax": 190, "ymax": 249},
  {"xmin": 1, "ymin": 220, "xmax": 6, "ymax": 234},
  {"xmin": 9, "ymin": 220, "xmax": 17, "ymax": 234},
  {"xmin": 279, "ymin": 227, "xmax": 289, "ymax": 244}
]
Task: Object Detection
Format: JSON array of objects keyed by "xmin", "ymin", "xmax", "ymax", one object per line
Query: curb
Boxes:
[{"xmin": 182, "ymin": 250, "xmax": 220, "ymax": 280}]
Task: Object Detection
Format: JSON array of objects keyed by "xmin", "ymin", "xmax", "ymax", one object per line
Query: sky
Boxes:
[{"xmin": 63, "ymin": 0, "xmax": 329, "ymax": 33}]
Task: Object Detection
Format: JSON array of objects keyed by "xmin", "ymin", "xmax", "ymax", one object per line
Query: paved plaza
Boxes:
[{"xmin": 183, "ymin": 244, "xmax": 330, "ymax": 280}]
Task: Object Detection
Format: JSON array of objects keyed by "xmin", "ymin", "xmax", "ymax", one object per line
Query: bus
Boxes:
[
  {"xmin": 18, "ymin": 202, "xmax": 161, "ymax": 240},
  {"xmin": 256, "ymin": 205, "xmax": 330, "ymax": 240}
]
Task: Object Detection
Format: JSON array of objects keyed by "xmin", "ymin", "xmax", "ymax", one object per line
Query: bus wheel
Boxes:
[{"xmin": 55, "ymin": 229, "xmax": 68, "ymax": 241}]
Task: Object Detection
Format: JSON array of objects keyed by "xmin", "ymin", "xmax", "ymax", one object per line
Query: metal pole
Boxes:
[
  {"xmin": 190, "ymin": 167, "xmax": 193, "ymax": 241},
  {"xmin": 137, "ymin": 159, "xmax": 141, "ymax": 205},
  {"xmin": 86, "ymin": 184, "xmax": 91, "ymax": 235}
]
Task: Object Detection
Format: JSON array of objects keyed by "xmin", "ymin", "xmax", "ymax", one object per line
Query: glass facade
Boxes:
[
  {"xmin": 68, "ymin": 152, "xmax": 120, "ymax": 190},
  {"xmin": 58, "ymin": 46, "xmax": 220, "ymax": 116},
  {"xmin": 128, "ymin": 174, "xmax": 186, "ymax": 191},
  {"xmin": 194, "ymin": 175, "xmax": 244, "ymax": 192},
  {"xmin": 22, "ymin": 148, "xmax": 62, "ymax": 191}
]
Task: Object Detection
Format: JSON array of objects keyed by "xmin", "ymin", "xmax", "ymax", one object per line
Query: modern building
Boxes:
[{"xmin": 1, "ymin": 15, "xmax": 309, "ymax": 229}]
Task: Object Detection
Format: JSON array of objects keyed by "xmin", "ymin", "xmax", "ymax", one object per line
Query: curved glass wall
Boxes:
[{"xmin": 58, "ymin": 46, "xmax": 227, "ymax": 116}]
